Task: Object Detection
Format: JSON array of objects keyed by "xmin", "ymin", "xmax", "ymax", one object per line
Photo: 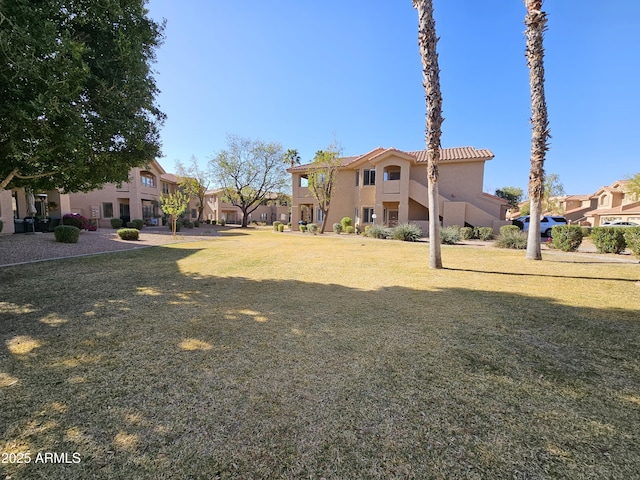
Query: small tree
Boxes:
[
  {"xmin": 307, "ymin": 143, "xmax": 343, "ymax": 234},
  {"xmin": 543, "ymin": 173, "xmax": 565, "ymax": 214},
  {"xmin": 495, "ymin": 187, "xmax": 524, "ymax": 208},
  {"xmin": 176, "ymin": 156, "xmax": 212, "ymax": 222},
  {"xmin": 625, "ymin": 173, "xmax": 640, "ymax": 201},
  {"xmin": 161, "ymin": 191, "xmax": 190, "ymax": 238}
]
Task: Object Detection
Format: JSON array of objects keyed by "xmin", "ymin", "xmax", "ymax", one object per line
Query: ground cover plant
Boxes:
[{"xmin": 1, "ymin": 229, "xmax": 639, "ymax": 479}]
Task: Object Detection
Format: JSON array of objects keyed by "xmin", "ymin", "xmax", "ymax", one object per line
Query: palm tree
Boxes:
[
  {"xmin": 523, "ymin": 0, "xmax": 551, "ymax": 260},
  {"xmin": 413, "ymin": 0, "xmax": 443, "ymax": 269},
  {"xmin": 284, "ymin": 149, "xmax": 301, "ymax": 168}
]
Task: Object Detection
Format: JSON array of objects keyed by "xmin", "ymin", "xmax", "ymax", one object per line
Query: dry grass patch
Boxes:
[{"xmin": 1, "ymin": 229, "xmax": 639, "ymax": 479}]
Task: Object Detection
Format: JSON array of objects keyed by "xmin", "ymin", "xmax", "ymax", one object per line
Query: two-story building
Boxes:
[
  {"xmin": 585, "ymin": 180, "xmax": 640, "ymax": 226},
  {"xmin": 288, "ymin": 146, "xmax": 509, "ymax": 233}
]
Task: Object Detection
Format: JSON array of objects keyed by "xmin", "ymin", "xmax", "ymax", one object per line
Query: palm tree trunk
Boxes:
[
  {"xmin": 524, "ymin": 0, "xmax": 550, "ymax": 260},
  {"xmin": 413, "ymin": 0, "xmax": 443, "ymax": 269}
]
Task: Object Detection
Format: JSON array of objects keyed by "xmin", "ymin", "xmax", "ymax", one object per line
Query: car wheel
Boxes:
[{"xmin": 545, "ymin": 228, "xmax": 553, "ymax": 237}]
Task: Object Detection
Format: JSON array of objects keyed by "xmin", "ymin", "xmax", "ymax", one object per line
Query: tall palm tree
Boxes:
[
  {"xmin": 524, "ymin": 0, "xmax": 550, "ymax": 260},
  {"xmin": 413, "ymin": 0, "xmax": 443, "ymax": 269}
]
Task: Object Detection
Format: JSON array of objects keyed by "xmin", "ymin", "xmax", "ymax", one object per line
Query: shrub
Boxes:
[
  {"xmin": 219, "ymin": 218, "xmax": 226, "ymax": 226},
  {"xmin": 345, "ymin": 226, "xmax": 355, "ymax": 234},
  {"xmin": 273, "ymin": 221, "xmax": 282, "ymax": 231},
  {"xmin": 591, "ymin": 227, "xmax": 627, "ymax": 254},
  {"xmin": 440, "ymin": 225, "xmax": 461, "ymax": 245},
  {"xmin": 175, "ymin": 221, "xmax": 182, "ymax": 232},
  {"xmin": 182, "ymin": 220, "xmax": 194, "ymax": 229},
  {"xmin": 581, "ymin": 226, "xmax": 592, "ymax": 237},
  {"xmin": 365, "ymin": 224, "xmax": 390, "ymax": 239},
  {"xmin": 476, "ymin": 227, "xmax": 494, "ymax": 241},
  {"xmin": 307, "ymin": 223, "xmax": 319, "ymax": 234},
  {"xmin": 54, "ymin": 225, "xmax": 80, "ymax": 243},
  {"xmin": 551, "ymin": 225, "xmax": 583, "ymax": 252},
  {"xmin": 278, "ymin": 223, "xmax": 284, "ymax": 232},
  {"xmin": 131, "ymin": 219, "xmax": 144, "ymax": 230},
  {"xmin": 63, "ymin": 213, "xmax": 88, "ymax": 230},
  {"xmin": 126, "ymin": 221, "xmax": 136, "ymax": 228},
  {"xmin": 332, "ymin": 223, "xmax": 343, "ymax": 234},
  {"xmin": 623, "ymin": 227, "xmax": 640, "ymax": 258},
  {"xmin": 110, "ymin": 218, "xmax": 123, "ymax": 229},
  {"xmin": 460, "ymin": 226, "xmax": 474, "ymax": 240},
  {"xmin": 117, "ymin": 228, "xmax": 139, "ymax": 241},
  {"xmin": 299, "ymin": 224, "xmax": 307, "ymax": 233},
  {"xmin": 495, "ymin": 229, "xmax": 528, "ymax": 249},
  {"xmin": 391, "ymin": 223, "xmax": 423, "ymax": 242},
  {"xmin": 500, "ymin": 225, "xmax": 521, "ymax": 236},
  {"xmin": 194, "ymin": 220, "xmax": 200, "ymax": 227},
  {"xmin": 340, "ymin": 217, "xmax": 353, "ymax": 231}
]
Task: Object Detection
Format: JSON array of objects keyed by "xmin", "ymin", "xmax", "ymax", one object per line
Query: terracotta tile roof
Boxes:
[
  {"xmin": 160, "ymin": 173, "xmax": 179, "ymax": 183},
  {"xmin": 288, "ymin": 146, "xmax": 494, "ymax": 172}
]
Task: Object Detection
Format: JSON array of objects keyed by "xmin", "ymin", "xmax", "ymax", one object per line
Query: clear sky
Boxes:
[{"xmin": 146, "ymin": 0, "xmax": 639, "ymax": 196}]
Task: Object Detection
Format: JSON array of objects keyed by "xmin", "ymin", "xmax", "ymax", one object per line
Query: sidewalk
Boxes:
[{"xmin": 0, "ymin": 225, "xmax": 221, "ymax": 267}]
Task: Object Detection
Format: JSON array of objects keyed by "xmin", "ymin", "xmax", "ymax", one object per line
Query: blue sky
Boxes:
[{"xmin": 146, "ymin": 0, "xmax": 639, "ymax": 196}]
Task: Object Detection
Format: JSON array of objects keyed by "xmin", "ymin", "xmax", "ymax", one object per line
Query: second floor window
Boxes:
[
  {"xmin": 141, "ymin": 173, "xmax": 156, "ymax": 187},
  {"xmin": 363, "ymin": 169, "xmax": 376, "ymax": 186}
]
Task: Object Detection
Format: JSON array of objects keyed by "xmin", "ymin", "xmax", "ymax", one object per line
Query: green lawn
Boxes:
[{"xmin": 2, "ymin": 229, "xmax": 639, "ymax": 479}]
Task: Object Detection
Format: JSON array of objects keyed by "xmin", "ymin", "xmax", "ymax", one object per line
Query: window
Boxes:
[
  {"xmin": 141, "ymin": 172, "xmax": 156, "ymax": 187},
  {"xmin": 299, "ymin": 175, "xmax": 309, "ymax": 188},
  {"xmin": 363, "ymin": 169, "xmax": 376, "ymax": 186},
  {"xmin": 384, "ymin": 167, "xmax": 401, "ymax": 181},
  {"xmin": 103, "ymin": 202, "xmax": 114, "ymax": 218},
  {"xmin": 191, "ymin": 208, "xmax": 197, "ymax": 219},
  {"xmin": 363, "ymin": 207, "xmax": 374, "ymax": 223},
  {"xmin": 355, "ymin": 171, "xmax": 359, "ymax": 186},
  {"xmin": 162, "ymin": 182, "xmax": 170, "ymax": 194},
  {"xmin": 317, "ymin": 209, "xmax": 324, "ymax": 224}
]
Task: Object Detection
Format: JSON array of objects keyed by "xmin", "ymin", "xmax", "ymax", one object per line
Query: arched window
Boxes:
[
  {"xmin": 383, "ymin": 166, "xmax": 401, "ymax": 181},
  {"xmin": 141, "ymin": 172, "xmax": 156, "ymax": 187}
]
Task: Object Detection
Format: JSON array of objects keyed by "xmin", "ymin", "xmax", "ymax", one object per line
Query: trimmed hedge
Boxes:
[
  {"xmin": 551, "ymin": 225, "xmax": 583, "ymax": 252},
  {"xmin": 54, "ymin": 225, "xmax": 80, "ymax": 243},
  {"xmin": 110, "ymin": 218, "xmax": 123, "ymax": 229},
  {"xmin": 345, "ymin": 226, "xmax": 355, "ymax": 234},
  {"xmin": 117, "ymin": 228, "xmax": 139, "ymax": 241},
  {"xmin": 623, "ymin": 227, "xmax": 640, "ymax": 258},
  {"xmin": 591, "ymin": 227, "xmax": 627, "ymax": 254}
]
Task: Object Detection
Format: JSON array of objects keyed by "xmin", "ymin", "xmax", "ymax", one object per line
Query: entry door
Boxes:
[{"xmin": 388, "ymin": 210, "xmax": 399, "ymax": 226}]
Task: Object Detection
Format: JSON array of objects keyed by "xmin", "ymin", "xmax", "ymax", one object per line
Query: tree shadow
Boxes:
[
  {"xmin": 1, "ymin": 247, "xmax": 639, "ymax": 479},
  {"xmin": 444, "ymin": 266, "xmax": 639, "ymax": 283}
]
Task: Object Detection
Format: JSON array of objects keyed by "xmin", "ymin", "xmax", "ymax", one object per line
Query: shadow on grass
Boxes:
[
  {"xmin": 444, "ymin": 266, "xmax": 639, "ymax": 283},
  {"xmin": 1, "ymin": 247, "xmax": 639, "ymax": 479}
]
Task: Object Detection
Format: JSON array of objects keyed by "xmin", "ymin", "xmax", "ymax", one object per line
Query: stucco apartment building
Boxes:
[{"xmin": 288, "ymin": 146, "xmax": 509, "ymax": 233}]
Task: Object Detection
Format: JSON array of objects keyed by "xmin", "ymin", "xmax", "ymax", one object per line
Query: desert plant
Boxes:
[
  {"xmin": 476, "ymin": 227, "xmax": 494, "ymax": 241},
  {"xmin": 340, "ymin": 217, "xmax": 353, "ymax": 231},
  {"xmin": 110, "ymin": 218, "xmax": 123, "ymax": 229},
  {"xmin": 299, "ymin": 224, "xmax": 307, "ymax": 233},
  {"xmin": 333, "ymin": 223, "xmax": 343, "ymax": 234},
  {"xmin": 460, "ymin": 227, "xmax": 474, "ymax": 240},
  {"xmin": 591, "ymin": 227, "xmax": 627, "ymax": 254},
  {"xmin": 551, "ymin": 225, "xmax": 583, "ymax": 252},
  {"xmin": 365, "ymin": 224, "xmax": 389, "ymax": 239},
  {"xmin": 495, "ymin": 229, "xmax": 528, "ymax": 249},
  {"xmin": 54, "ymin": 225, "xmax": 80, "ymax": 243},
  {"xmin": 273, "ymin": 221, "xmax": 282, "ymax": 231},
  {"xmin": 117, "ymin": 228, "xmax": 139, "ymax": 241},
  {"xmin": 307, "ymin": 223, "xmax": 319, "ymax": 234},
  {"xmin": 500, "ymin": 225, "xmax": 521, "ymax": 236},
  {"xmin": 131, "ymin": 219, "xmax": 144, "ymax": 230},
  {"xmin": 623, "ymin": 227, "xmax": 640, "ymax": 258},
  {"xmin": 345, "ymin": 226, "xmax": 355, "ymax": 234},
  {"xmin": 440, "ymin": 226, "xmax": 461, "ymax": 245},
  {"xmin": 63, "ymin": 213, "xmax": 88, "ymax": 230},
  {"xmin": 278, "ymin": 223, "xmax": 284, "ymax": 232},
  {"xmin": 391, "ymin": 223, "xmax": 423, "ymax": 242}
]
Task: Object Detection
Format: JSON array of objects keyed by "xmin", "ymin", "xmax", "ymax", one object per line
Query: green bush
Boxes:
[
  {"xmin": 273, "ymin": 221, "xmax": 282, "ymax": 231},
  {"xmin": 299, "ymin": 224, "xmax": 307, "ymax": 233},
  {"xmin": 581, "ymin": 226, "xmax": 592, "ymax": 237},
  {"xmin": 345, "ymin": 226, "xmax": 355, "ymax": 234},
  {"xmin": 131, "ymin": 219, "xmax": 144, "ymax": 230},
  {"xmin": 440, "ymin": 225, "xmax": 461, "ymax": 245},
  {"xmin": 126, "ymin": 221, "xmax": 136, "ymax": 228},
  {"xmin": 110, "ymin": 218, "xmax": 123, "ymax": 229},
  {"xmin": 460, "ymin": 227, "xmax": 474, "ymax": 240},
  {"xmin": 495, "ymin": 229, "xmax": 528, "ymax": 249},
  {"xmin": 307, "ymin": 223, "xmax": 319, "ymax": 234},
  {"xmin": 551, "ymin": 225, "xmax": 583, "ymax": 252},
  {"xmin": 476, "ymin": 227, "xmax": 494, "ymax": 241},
  {"xmin": 117, "ymin": 228, "xmax": 139, "ymax": 241},
  {"xmin": 278, "ymin": 223, "xmax": 284, "ymax": 232},
  {"xmin": 340, "ymin": 217, "xmax": 353, "ymax": 231},
  {"xmin": 391, "ymin": 223, "xmax": 423, "ymax": 242},
  {"xmin": 332, "ymin": 223, "xmax": 343, "ymax": 234},
  {"xmin": 54, "ymin": 225, "xmax": 80, "ymax": 243},
  {"xmin": 591, "ymin": 227, "xmax": 627, "ymax": 254},
  {"xmin": 174, "ymin": 221, "xmax": 182, "ymax": 232},
  {"xmin": 194, "ymin": 220, "xmax": 200, "ymax": 228},
  {"xmin": 500, "ymin": 225, "xmax": 521, "ymax": 236},
  {"xmin": 365, "ymin": 224, "xmax": 389, "ymax": 239},
  {"xmin": 623, "ymin": 227, "xmax": 640, "ymax": 258}
]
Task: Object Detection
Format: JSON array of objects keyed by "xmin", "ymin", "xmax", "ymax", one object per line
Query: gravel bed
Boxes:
[{"xmin": 0, "ymin": 226, "xmax": 221, "ymax": 267}]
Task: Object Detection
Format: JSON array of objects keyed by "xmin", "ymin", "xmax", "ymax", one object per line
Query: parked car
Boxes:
[
  {"xmin": 602, "ymin": 221, "xmax": 639, "ymax": 227},
  {"xmin": 514, "ymin": 215, "xmax": 568, "ymax": 237}
]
